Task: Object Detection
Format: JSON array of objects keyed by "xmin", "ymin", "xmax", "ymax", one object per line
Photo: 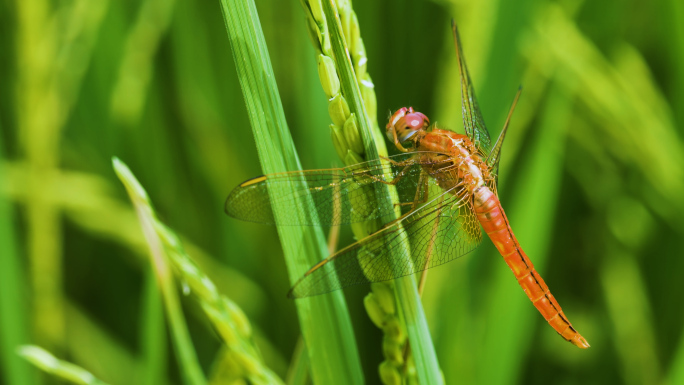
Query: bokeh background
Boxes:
[{"xmin": 1, "ymin": 0, "xmax": 683, "ymax": 384}]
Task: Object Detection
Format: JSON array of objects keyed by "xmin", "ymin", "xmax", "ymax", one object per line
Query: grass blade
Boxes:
[
  {"xmin": 0, "ymin": 135, "xmax": 35, "ymax": 385},
  {"xmin": 113, "ymin": 158, "xmax": 207, "ymax": 385},
  {"xmin": 18, "ymin": 346, "xmax": 108, "ymax": 385},
  {"xmin": 668, "ymin": 327, "xmax": 684, "ymax": 384},
  {"xmin": 218, "ymin": 1, "xmax": 364, "ymax": 383},
  {"xmin": 139, "ymin": 267, "xmax": 167, "ymax": 385},
  {"xmin": 285, "ymin": 338, "xmax": 309, "ymax": 385}
]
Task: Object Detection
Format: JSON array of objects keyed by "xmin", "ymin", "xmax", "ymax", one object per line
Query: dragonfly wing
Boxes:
[
  {"xmin": 487, "ymin": 87, "xmax": 522, "ymax": 189},
  {"xmin": 452, "ymin": 21, "xmax": 492, "ymax": 155},
  {"xmin": 288, "ymin": 181, "xmax": 483, "ymax": 298},
  {"xmin": 225, "ymin": 152, "xmax": 448, "ymax": 226}
]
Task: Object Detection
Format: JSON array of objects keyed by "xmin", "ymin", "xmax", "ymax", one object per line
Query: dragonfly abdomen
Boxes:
[{"xmin": 473, "ymin": 187, "xmax": 590, "ymax": 349}]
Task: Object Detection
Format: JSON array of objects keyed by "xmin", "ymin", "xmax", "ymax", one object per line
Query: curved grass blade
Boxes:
[
  {"xmin": 218, "ymin": 0, "xmax": 364, "ymax": 383},
  {"xmin": 18, "ymin": 345, "xmax": 109, "ymax": 385},
  {"xmin": 113, "ymin": 158, "xmax": 206, "ymax": 385},
  {"xmin": 320, "ymin": 1, "xmax": 442, "ymax": 384},
  {"xmin": 153, "ymin": 221, "xmax": 285, "ymax": 385}
]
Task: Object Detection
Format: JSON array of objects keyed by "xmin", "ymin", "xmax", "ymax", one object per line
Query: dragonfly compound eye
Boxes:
[
  {"xmin": 386, "ymin": 107, "xmax": 430, "ymax": 143},
  {"xmin": 386, "ymin": 107, "xmax": 409, "ymax": 141},
  {"xmin": 404, "ymin": 112, "xmax": 430, "ymax": 130},
  {"xmin": 387, "ymin": 107, "xmax": 409, "ymax": 128}
]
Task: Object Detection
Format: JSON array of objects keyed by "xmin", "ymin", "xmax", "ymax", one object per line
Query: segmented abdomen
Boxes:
[{"xmin": 473, "ymin": 187, "xmax": 590, "ymax": 349}]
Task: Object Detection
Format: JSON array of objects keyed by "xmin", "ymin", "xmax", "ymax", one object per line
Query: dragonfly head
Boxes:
[{"xmin": 386, "ymin": 107, "xmax": 430, "ymax": 144}]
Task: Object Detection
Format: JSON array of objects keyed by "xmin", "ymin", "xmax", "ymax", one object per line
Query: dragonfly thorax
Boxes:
[{"xmin": 413, "ymin": 127, "xmax": 489, "ymax": 196}]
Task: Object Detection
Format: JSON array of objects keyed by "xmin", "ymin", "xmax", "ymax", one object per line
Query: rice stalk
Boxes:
[
  {"xmin": 109, "ymin": 0, "xmax": 177, "ymax": 125},
  {"xmin": 301, "ymin": 1, "xmax": 442, "ymax": 383},
  {"xmin": 153, "ymin": 221, "xmax": 284, "ymax": 384},
  {"xmin": 15, "ymin": 0, "xmax": 108, "ymax": 351}
]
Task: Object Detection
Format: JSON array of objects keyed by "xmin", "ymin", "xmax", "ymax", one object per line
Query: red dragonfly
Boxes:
[{"xmin": 226, "ymin": 22, "xmax": 589, "ymax": 349}]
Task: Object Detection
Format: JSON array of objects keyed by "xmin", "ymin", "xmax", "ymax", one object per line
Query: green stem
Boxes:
[{"xmin": 320, "ymin": 2, "xmax": 442, "ymax": 384}]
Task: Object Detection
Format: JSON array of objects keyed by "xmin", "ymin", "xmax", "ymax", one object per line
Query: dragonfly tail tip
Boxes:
[{"xmin": 573, "ymin": 335, "xmax": 590, "ymax": 349}]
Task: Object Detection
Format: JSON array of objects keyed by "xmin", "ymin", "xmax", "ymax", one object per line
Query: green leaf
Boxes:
[
  {"xmin": 0, "ymin": 131, "xmax": 35, "ymax": 385},
  {"xmin": 285, "ymin": 338, "xmax": 309, "ymax": 385},
  {"xmin": 217, "ymin": 0, "xmax": 364, "ymax": 384}
]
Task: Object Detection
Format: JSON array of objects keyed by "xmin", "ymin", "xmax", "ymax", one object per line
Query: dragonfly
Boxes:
[{"xmin": 225, "ymin": 21, "xmax": 589, "ymax": 349}]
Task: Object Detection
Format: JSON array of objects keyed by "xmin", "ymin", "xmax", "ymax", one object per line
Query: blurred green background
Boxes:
[{"xmin": 1, "ymin": 0, "xmax": 683, "ymax": 384}]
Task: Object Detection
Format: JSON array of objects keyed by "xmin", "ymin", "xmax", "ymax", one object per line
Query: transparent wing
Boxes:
[
  {"xmin": 225, "ymin": 152, "xmax": 453, "ymax": 226},
  {"xmin": 452, "ymin": 21, "xmax": 492, "ymax": 155},
  {"xmin": 487, "ymin": 87, "xmax": 522, "ymax": 188},
  {"xmin": 287, "ymin": 182, "xmax": 483, "ymax": 298}
]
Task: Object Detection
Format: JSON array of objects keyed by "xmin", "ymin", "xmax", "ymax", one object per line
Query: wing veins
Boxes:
[{"xmin": 289, "ymin": 185, "xmax": 481, "ymax": 297}]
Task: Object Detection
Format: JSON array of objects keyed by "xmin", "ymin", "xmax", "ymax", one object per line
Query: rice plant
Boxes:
[{"xmin": 2, "ymin": 0, "xmax": 683, "ymax": 384}]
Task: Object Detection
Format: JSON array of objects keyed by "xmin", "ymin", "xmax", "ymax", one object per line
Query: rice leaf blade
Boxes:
[{"xmin": 218, "ymin": 0, "xmax": 364, "ymax": 383}]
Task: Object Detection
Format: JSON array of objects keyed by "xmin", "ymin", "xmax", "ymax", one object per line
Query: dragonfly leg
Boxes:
[
  {"xmin": 408, "ymin": 170, "xmax": 430, "ymax": 210},
  {"xmin": 417, "ymin": 192, "xmax": 445, "ymax": 296},
  {"xmin": 393, "ymin": 202, "xmax": 415, "ymax": 208},
  {"xmin": 390, "ymin": 125, "xmax": 412, "ymax": 153},
  {"xmin": 380, "ymin": 171, "xmax": 430, "ymax": 229},
  {"xmin": 361, "ymin": 162, "xmax": 414, "ymax": 186},
  {"xmin": 391, "ymin": 169, "xmax": 430, "ymax": 212},
  {"xmin": 448, "ymin": 185, "xmax": 470, "ymax": 212},
  {"xmin": 380, "ymin": 156, "xmax": 414, "ymax": 167}
]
